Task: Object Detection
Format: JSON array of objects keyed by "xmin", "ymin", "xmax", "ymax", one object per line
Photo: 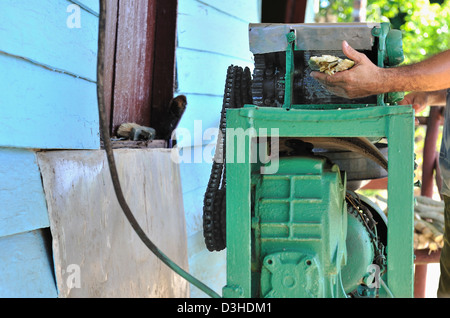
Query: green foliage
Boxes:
[
  {"xmin": 317, "ymin": 0, "xmax": 450, "ymax": 63},
  {"xmin": 318, "ymin": 0, "xmax": 355, "ymax": 21}
]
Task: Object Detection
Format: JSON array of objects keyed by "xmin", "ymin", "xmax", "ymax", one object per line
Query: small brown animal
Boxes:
[
  {"xmin": 117, "ymin": 123, "xmax": 156, "ymax": 141},
  {"xmin": 159, "ymin": 95, "xmax": 187, "ymax": 140}
]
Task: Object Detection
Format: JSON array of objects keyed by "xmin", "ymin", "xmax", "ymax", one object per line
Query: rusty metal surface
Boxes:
[
  {"xmin": 415, "ymin": 249, "xmax": 441, "ymax": 265},
  {"xmin": 292, "ymin": 137, "xmax": 388, "ymax": 171}
]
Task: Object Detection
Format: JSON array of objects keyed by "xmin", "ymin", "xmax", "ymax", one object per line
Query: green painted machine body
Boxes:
[
  {"xmin": 281, "ymin": 22, "xmax": 405, "ymax": 109},
  {"xmin": 255, "ymin": 157, "xmax": 348, "ymax": 297},
  {"xmin": 223, "ymin": 105, "xmax": 414, "ymax": 298},
  {"xmin": 215, "ymin": 22, "xmax": 415, "ymax": 298}
]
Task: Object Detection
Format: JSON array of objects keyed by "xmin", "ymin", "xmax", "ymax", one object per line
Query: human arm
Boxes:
[
  {"xmin": 310, "ymin": 41, "xmax": 450, "ymax": 99},
  {"xmin": 398, "ymin": 90, "xmax": 448, "ymax": 114}
]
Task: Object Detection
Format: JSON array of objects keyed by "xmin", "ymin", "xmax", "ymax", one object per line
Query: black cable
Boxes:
[{"xmin": 96, "ymin": 0, "xmax": 220, "ymax": 298}]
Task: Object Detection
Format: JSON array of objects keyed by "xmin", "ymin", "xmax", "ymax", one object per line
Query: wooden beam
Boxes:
[
  {"xmin": 104, "ymin": 0, "xmax": 119, "ymax": 135},
  {"xmin": 284, "ymin": 0, "xmax": 307, "ymax": 23},
  {"xmin": 150, "ymin": 0, "xmax": 178, "ymax": 136},
  {"xmin": 111, "ymin": 0, "xmax": 157, "ymax": 134}
]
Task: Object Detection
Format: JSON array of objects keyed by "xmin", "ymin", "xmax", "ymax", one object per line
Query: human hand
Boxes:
[
  {"xmin": 398, "ymin": 91, "xmax": 432, "ymax": 114},
  {"xmin": 310, "ymin": 41, "xmax": 385, "ymax": 99}
]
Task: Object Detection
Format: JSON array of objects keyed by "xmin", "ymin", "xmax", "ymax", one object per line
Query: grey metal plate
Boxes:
[{"xmin": 249, "ymin": 23, "xmax": 380, "ymax": 54}]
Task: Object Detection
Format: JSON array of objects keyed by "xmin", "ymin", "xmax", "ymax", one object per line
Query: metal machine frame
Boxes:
[
  {"xmin": 223, "ymin": 106, "xmax": 414, "ymax": 297},
  {"xmin": 222, "ymin": 23, "xmax": 415, "ymax": 298}
]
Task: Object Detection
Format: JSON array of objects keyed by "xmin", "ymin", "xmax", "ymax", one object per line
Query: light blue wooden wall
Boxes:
[
  {"xmin": 0, "ymin": 0, "xmax": 100, "ymax": 297},
  {"xmin": 0, "ymin": 148, "xmax": 49, "ymax": 238},
  {"xmin": 0, "ymin": 0, "xmax": 100, "ymax": 150},
  {"xmin": 0, "ymin": 229, "xmax": 57, "ymax": 297},
  {"xmin": 176, "ymin": 0, "xmax": 260, "ymax": 150},
  {"xmin": 175, "ymin": 0, "xmax": 261, "ymax": 297},
  {"xmin": 176, "ymin": 0, "xmax": 261, "ymax": 234},
  {"xmin": 0, "ymin": 0, "xmax": 262, "ymax": 298}
]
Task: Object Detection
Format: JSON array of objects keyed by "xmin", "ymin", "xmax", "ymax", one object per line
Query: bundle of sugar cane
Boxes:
[
  {"xmin": 414, "ymin": 196, "xmax": 445, "ymax": 251},
  {"xmin": 308, "ymin": 55, "xmax": 355, "ymax": 75},
  {"xmin": 414, "ymin": 218, "xmax": 443, "ymax": 251}
]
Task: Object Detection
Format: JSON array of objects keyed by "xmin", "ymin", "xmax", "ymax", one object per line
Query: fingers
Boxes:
[
  {"xmin": 398, "ymin": 93, "xmax": 415, "ymax": 106},
  {"xmin": 397, "ymin": 91, "xmax": 416, "ymax": 106},
  {"xmin": 310, "ymin": 70, "xmax": 342, "ymax": 85},
  {"xmin": 398, "ymin": 92, "xmax": 429, "ymax": 113},
  {"xmin": 310, "ymin": 71, "xmax": 326, "ymax": 81},
  {"xmin": 310, "ymin": 71, "xmax": 349, "ymax": 98},
  {"xmin": 397, "ymin": 98, "xmax": 409, "ymax": 105},
  {"xmin": 310, "ymin": 41, "xmax": 364, "ymax": 82},
  {"xmin": 399, "ymin": 94, "xmax": 420, "ymax": 125},
  {"xmin": 412, "ymin": 104, "xmax": 425, "ymax": 113},
  {"xmin": 342, "ymin": 41, "xmax": 365, "ymax": 63}
]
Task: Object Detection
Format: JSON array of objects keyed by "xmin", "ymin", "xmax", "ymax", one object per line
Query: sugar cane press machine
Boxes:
[{"xmin": 203, "ymin": 22, "xmax": 415, "ymax": 298}]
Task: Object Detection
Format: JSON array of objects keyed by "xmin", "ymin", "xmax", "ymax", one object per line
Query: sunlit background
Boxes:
[{"xmin": 317, "ymin": 0, "xmax": 449, "ymax": 63}]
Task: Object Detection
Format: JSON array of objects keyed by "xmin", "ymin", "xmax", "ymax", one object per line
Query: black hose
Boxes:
[{"xmin": 96, "ymin": 0, "xmax": 220, "ymax": 298}]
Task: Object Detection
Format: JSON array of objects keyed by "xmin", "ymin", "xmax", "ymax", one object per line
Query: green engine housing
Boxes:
[
  {"xmin": 253, "ymin": 156, "xmax": 384, "ymax": 297},
  {"xmin": 255, "ymin": 156, "xmax": 348, "ymax": 297}
]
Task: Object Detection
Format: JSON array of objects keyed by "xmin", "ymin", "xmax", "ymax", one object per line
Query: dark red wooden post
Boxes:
[
  {"xmin": 284, "ymin": 0, "xmax": 307, "ymax": 23},
  {"xmin": 414, "ymin": 106, "xmax": 443, "ymax": 298}
]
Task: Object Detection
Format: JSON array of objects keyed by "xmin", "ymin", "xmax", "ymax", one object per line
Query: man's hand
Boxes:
[
  {"xmin": 310, "ymin": 41, "xmax": 385, "ymax": 99},
  {"xmin": 398, "ymin": 92, "xmax": 431, "ymax": 114},
  {"xmin": 398, "ymin": 92, "xmax": 432, "ymax": 125},
  {"xmin": 398, "ymin": 90, "xmax": 447, "ymax": 126}
]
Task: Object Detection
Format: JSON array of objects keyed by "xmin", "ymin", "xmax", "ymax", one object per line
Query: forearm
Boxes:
[
  {"xmin": 428, "ymin": 89, "xmax": 448, "ymax": 106},
  {"xmin": 381, "ymin": 50, "xmax": 450, "ymax": 93}
]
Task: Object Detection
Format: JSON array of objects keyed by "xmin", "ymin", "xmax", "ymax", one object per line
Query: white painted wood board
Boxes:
[{"xmin": 37, "ymin": 149, "xmax": 189, "ymax": 297}]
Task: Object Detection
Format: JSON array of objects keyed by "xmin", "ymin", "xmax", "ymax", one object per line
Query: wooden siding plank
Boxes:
[
  {"xmin": 177, "ymin": 2, "xmax": 253, "ymax": 59},
  {"xmin": 72, "ymin": 0, "xmax": 100, "ymax": 15},
  {"xmin": 0, "ymin": 0, "xmax": 98, "ymax": 81},
  {"xmin": 175, "ymin": 93, "xmax": 222, "ymax": 148},
  {"xmin": 0, "ymin": 229, "xmax": 57, "ymax": 298},
  {"xmin": 178, "ymin": 157, "xmax": 215, "ymax": 235},
  {"xmin": 0, "ymin": 148, "xmax": 49, "ymax": 237},
  {"xmin": 201, "ymin": 0, "xmax": 261, "ymax": 22},
  {"xmin": 0, "ymin": 54, "xmax": 100, "ymax": 149},
  {"xmin": 176, "ymin": 48, "xmax": 253, "ymax": 97},
  {"xmin": 179, "ymin": 0, "xmax": 261, "ymax": 24}
]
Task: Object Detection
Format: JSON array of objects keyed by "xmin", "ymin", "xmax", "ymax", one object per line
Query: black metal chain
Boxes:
[
  {"xmin": 202, "ymin": 65, "xmax": 251, "ymax": 251},
  {"xmin": 346, "ymin": 193, "xmax": 387, "ymax": 275}
]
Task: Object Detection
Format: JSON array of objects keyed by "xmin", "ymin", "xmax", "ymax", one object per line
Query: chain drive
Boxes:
[{"xmin": 203, "ymin": 65, "xmax": 251, "ymax": 251}]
